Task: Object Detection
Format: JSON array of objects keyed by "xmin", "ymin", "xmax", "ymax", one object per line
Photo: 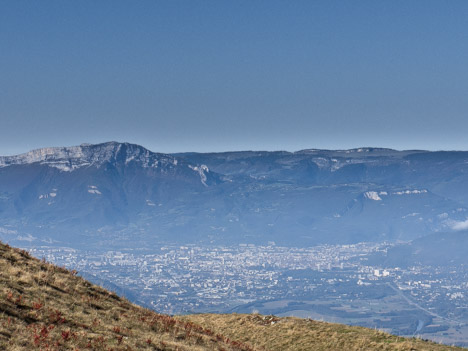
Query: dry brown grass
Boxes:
[
  {"xmin": 182, "ymin": 314, "xmax": 466, "ymax": 351},
  {"xmin": 0, "ymin": 241, "xmax": 254, "ymax": 351}
]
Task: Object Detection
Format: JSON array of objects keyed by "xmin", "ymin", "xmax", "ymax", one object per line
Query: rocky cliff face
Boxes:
[
  {"xmin": 0, "ymin": 141, "xmax": 215, "ymax": 184},
  {"xmin": 1, "ymin": 142, "xmax": 179, "ymax": 171}
]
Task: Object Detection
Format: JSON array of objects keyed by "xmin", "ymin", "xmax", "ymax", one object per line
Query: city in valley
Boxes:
[{"xmin": 28, "ymin": 242, "xmax": 468, "ymax": 347}]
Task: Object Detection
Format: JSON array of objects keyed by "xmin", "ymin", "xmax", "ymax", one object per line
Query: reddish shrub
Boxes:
[
  {"xmin": 33, "ymin": 301, "xmax": 43, "ymax": 310},
  {"xmin": 62, "ymin": 330, "xmax": 71, "ymax": 341}
]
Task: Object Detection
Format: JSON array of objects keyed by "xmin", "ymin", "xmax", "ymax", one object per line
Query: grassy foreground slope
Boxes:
[
  {"xmin": 0, "ymin": 241, "xmax": 253, "ymax": 351},
  {"xmin": 183, "ymin": 313, "xmax": 465, "ymax": 351}
]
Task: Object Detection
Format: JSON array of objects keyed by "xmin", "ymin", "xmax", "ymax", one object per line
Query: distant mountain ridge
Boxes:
[
  {"xmin": 1, "ymin": 142, "xmax": 468, "ymax": 248},
  {"xmin": 174, "ymin": 147, "xmax": 464, "ymax": 182}
]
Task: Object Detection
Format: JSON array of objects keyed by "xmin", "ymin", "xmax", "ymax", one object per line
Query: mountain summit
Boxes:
[
  {"xmin": 0, "ymin": 142, "xmax": 195, "ymax": 174},
  {"xmin": 0, "ymin": 142, "xmax": 222, "ymax": 246}
]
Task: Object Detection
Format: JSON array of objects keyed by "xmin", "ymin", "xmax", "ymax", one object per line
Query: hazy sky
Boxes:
[{"xmin": 1, "ymin": 1, "xmax": 468, "ymax": 155}]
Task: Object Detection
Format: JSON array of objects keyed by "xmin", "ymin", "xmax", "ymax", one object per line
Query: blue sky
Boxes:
[{"xmin": 1, "ymin": 0, "xmax": 468, "ymax": 155}]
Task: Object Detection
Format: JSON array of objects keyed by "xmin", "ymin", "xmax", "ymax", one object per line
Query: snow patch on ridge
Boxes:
[
  {"xmin": 88, "ymin": 185, "xmax": 102, "ymax": 195},
  {"xmin": 393, "ymin": 189, "xmax": 427, "ymax": 195},
  {"xmin": 364, "ymin": 189, "xmax": 426, "ymax": 201},
  {"xmin": 39, "ymin": 189, "xmax": 58, "ymax": 200},
  {"xmin": 449, "ymin": 219, "xmax": 468, "ymax": 231},
  {"xmin": 189, "ymin": 164, "xmax": 210, "ymax": 186},
  {"xmin": 364, "ymin": 191, "xmax": 382, "ymax": 201},
  {"xmin": 402, "ymin": 213, "xmax": 420, "ymax": 219}
]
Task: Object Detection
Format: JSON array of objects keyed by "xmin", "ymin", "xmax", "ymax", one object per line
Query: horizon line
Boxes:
[{"xmin": 3, "ymin": 140, "xmax": 468, "ymax": 157}]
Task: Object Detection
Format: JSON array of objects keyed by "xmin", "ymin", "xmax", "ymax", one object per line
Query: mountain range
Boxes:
[{"xmin": 1, "ymin": 142, "xmax": 468, "ymax": 248}]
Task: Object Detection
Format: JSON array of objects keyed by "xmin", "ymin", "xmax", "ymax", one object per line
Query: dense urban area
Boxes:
[{"xmin": 27, "ymin": 242, "xmax": 468, "ymax": 346}]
